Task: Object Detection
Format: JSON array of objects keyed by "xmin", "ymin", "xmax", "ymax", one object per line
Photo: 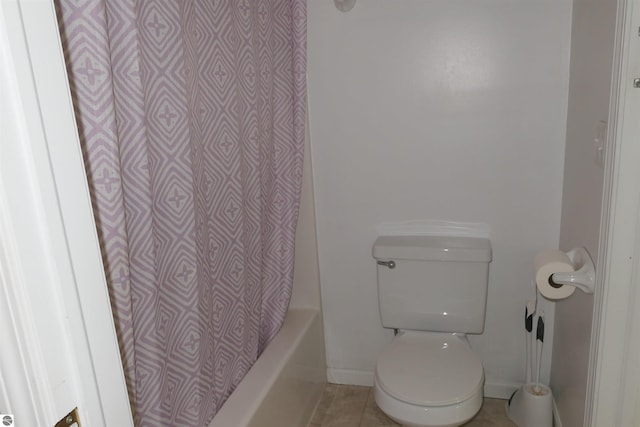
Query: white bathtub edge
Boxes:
[{"xmin": 209, "ymin": 308, "xmax": 325, "ymax": 427}]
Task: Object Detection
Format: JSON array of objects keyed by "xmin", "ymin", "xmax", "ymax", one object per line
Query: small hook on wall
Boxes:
[{"xmin": 334, "ymin": 0, "xmax": 356, "ymax": 12}]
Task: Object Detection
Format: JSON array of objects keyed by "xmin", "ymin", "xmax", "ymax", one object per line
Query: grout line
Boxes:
[
  {"xmin": 355, "ymin": 387, "xmax": 369, "ymax": 426},
  {"xmin": 320, "ymin": 384, "xmax": 337, "ymax": 425}
]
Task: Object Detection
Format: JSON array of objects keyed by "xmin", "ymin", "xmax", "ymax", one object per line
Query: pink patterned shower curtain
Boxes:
[{"xmin": 56, "ymin": 1, "xmax": 306, "ymax": 425}]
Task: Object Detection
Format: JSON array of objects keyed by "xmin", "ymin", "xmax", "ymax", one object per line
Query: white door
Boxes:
[{"xmin": 0, "ymin": 1, "xmax": 133, "ymax": 426}]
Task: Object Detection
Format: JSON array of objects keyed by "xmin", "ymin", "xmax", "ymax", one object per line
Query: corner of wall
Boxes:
[{"xmin": 290, "ymin": 116, "xmax": 322, "ymax": 311}]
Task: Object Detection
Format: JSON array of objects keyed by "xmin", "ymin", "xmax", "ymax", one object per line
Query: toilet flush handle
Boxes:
[{"xmin": 377, "ymin": 260, "xmax": 396, "ymax": 269}]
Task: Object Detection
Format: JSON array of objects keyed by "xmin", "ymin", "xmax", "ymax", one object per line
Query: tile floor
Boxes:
[{"xmin": 309, "ymin": 384, "xmax": 517, "ymax": 427}]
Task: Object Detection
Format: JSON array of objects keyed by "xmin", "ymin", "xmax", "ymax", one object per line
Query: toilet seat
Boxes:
[{"xmin": 375, "ymin": 331, "xmax": 484, "ymax": 407}]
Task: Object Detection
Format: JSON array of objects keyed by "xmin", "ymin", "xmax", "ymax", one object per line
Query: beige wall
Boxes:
[{"xmin": 552, "ymin": 0, "xmax": 619, "ymax": 423}]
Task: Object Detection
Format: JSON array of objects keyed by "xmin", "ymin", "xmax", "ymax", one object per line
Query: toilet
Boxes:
[{"xmin": 372, "ymin": 235, "xmax": 492, "ymax": 427}]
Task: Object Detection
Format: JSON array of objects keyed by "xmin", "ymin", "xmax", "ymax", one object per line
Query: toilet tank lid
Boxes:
[{"xmin": 372, "ymin": 235, "xmax": 492, "ymax": 262}]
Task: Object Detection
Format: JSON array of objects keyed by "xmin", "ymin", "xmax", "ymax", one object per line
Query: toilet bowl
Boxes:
[
  {"xmin": 372, "ymin": 235, "xmax": 492, "ymax": 427},
  {"xmin": 374, "ymin": 331, "xmax": 484, "ymax": 427}
]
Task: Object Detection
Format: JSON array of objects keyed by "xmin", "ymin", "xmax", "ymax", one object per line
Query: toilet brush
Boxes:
[
  {"xmin": 525, "ymin": 299, "xmax": 536, "ymax": 384},
  {"xmin": 534, "ymin": 312, "xmax": 545, "ymax": 393},
  {"xmin": 507, "ymin": 309, "xmax": 552, "ymax": 427},
  {"xmin": 507, "ymin": 296, "xmax": 552, "ymax": 427}
]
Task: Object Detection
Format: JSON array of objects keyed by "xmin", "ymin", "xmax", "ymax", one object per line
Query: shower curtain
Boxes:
[{"xmin": 56, "ymin": 1, "xmax": 306, "ymax": 425}]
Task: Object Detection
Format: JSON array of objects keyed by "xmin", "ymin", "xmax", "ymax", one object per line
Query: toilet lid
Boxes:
[{"xmin": 375, "ymin": 332, "xmax": 484, "ymax": 407}]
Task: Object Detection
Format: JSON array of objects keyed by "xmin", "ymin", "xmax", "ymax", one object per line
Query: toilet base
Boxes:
[{"xmin": 374, "ymin": 380, "xmax": 483, "ymax": 427}]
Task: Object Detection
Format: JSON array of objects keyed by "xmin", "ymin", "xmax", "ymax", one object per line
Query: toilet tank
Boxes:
[{"xmin": 373, "ymin": 235, "xmax": 492, "ymax": 334}]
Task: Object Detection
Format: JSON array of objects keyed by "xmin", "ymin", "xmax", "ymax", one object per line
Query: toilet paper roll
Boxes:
[{"xmin": 534, "ymin": 250, "xmax": 576, "ymax": 300}]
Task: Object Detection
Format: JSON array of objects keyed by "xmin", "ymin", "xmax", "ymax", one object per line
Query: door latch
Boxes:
[{"xmin": 54, "ymin": 407, "xmax": 80, "ymax": 427}]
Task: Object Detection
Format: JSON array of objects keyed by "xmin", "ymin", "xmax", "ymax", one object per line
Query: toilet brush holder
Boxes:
[{"xmin": 506, "ymin": 383, "xmax": 553, "ymax": 427}]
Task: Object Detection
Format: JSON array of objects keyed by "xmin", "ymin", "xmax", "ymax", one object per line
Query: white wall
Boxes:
[
  {"xmin": 307, "ymin": 0, "xmax": 572, "ymax": 395},
  {"xmin": 552, "ymin": 0, "xmax": 618, "ymax": 423},
  {"xmin": 291, "ymin": 120, "xmax": 322, "ymax": 311}
]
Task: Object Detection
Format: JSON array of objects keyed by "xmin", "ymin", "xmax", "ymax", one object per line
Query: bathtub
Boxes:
[{"xmin": 209, "ymin": 308, "xmax": 326, "ymax": 427}]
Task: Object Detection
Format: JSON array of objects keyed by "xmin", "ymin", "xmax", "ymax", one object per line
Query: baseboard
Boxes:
[
  {"xmin": 327, "ymin": 368, "xmax": 519, "ymax": 400},
  {"xmin": 484, "ymin": 381, "xmax": 520, "ymax": 399},
  {"xmin": 326, "ymin": 368, "xmax": 374, "ymax": 386}
]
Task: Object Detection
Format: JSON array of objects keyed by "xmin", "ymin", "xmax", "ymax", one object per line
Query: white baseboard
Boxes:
[
  {"xmin": 327, "ymin": 368, "xmax": 519, "ymax": 400},
  {"xmin": 326, "ymin": 368, "xmax": 374, "ymax": 386},
  {"xmin": 484, "ymin": 381, "xmax": 520, "ymax": 399}
]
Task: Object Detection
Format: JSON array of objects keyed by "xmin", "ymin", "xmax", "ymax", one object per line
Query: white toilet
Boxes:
[{"xmin": 372, "ymin": 235, "xmax": 492, "ymax": 427}]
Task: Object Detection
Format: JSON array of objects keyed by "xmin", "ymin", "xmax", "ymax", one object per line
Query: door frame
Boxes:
[
  {"xmin": 587, "ymin": 0, "xmax": 640, "ymax": 425},
  {"xmin": 0, "ymin": 0, "xmax": 133, "ymax": 425}
]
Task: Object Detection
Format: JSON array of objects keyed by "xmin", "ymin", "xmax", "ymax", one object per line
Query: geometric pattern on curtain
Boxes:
[{"xmin": 55, "ymin": 1, "xmax": 306, "ymax": 425}]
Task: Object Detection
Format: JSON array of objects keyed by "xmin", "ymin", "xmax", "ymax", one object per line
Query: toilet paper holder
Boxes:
[{"xmin": 549, "ymin": 248, "xmax": 595, "ymax": 294}]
